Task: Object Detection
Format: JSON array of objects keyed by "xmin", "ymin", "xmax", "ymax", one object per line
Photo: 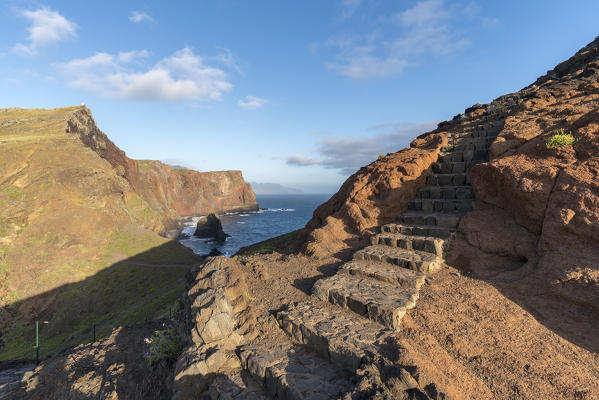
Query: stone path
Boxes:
[{"xmin": 216, "ymin": 115, "xmax": 505, "ymax": 399}]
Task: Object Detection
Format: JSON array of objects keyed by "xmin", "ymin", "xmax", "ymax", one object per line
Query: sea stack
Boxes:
[{"xmin": 194, "ymin": 213, "xmax": 229, "ymax": 242}]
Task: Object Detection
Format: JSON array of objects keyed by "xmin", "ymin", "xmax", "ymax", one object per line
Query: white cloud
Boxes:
[
  {"xmin": 287, "ymin": 155, "xmax": 323, "ymax": 167},
  {"xmin": 287, "ymin": 121, "xmax": 438, "ymax": 174},
  {"xmin": 339, "ymin": 0, "xmax": 361, "ymax": 19},
  {"xmin": 56, "ymin": 48, "xmax": 234, "ymax": 102},
  {"xmin": 238, "ymin": 95, "xmax": 268, "ymax": 109},
  {"xmin": 129, "ymin": 11, "xmax": 154, "ymax": 23},
  {"xmin": 325, "ymin": 0, "xmax": 471, "ymax": 79},
  {"xmin": 14, "ymin": 8, "xmax": 77, "ymax": 55}
]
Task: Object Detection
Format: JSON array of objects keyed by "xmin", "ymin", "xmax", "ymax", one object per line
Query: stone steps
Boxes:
[
  {"xmin": 276, "ymin": 302, "xmax": 395, "ymax": 371},
  {"xmin": 446, "ymin": 136, "xmax": 496, "ymax": 145},
  {"xmin": 416, "ymin": 185, "xmax": 473, "ymax": 200},
  {"xmin": 440, "ymin": 143, "xmax": 490, "ymax": 152},
  {"xmin": 408, "ymin": 198, "xmax": 473, "ymax": 213},
  {"xmin": 432, "ymin": 160, "xmax": 482, "ymax": 174},
  {"xmin": 382, "ymin": 222, "xmax": 455, "ymax": 240},
  {"xmin": 239, "ymin": 342, "xmax": 354, "ymax": 400},
  {"xmin": 353, "ymin": 245, "xmax": 441, "ymax": 273},
  {"xmin": 371, "ymin": 232, "xmax": 444, "ymax": 257},
  {"xmin": 449, "ymin": 128, "xmax": 501, "ymax": 138},
  {"xmin": 426, "ymin": 172, "xmax": 471, "ymax": 186},
  {"xmin": 438, "ymin": 150, "xmax": 489, "ymax": 163},
  {"xmin": 340, "ymin": 259, "xmax": 426, "ymax": 288},
  {"xmin": 396, "ymin": 211, "xmax": 462, "ymax": 229},
  {"xmin": 313, "ymin": 273, "xmax": 419, "ymax": 330}
]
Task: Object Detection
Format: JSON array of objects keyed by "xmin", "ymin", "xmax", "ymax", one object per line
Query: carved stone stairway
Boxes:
[{"xmin": 210, "ymin": 115, "xmax": 505, "ymax": 399}]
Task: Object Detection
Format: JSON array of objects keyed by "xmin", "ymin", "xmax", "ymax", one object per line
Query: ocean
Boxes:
[{"xmin": 178, "ymin": 193, "xmax": 332, "ymax": 257}]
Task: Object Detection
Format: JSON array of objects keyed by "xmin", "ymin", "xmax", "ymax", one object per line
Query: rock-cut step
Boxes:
[
  {"xmin": 354, "ymin": 245, "xmax": 441, "ymax": 273},
  {"xmin": 340, "ymin": 259, "xmax": 426, "ymax": 288},
  {"xmin": 239, "ymin": 342, "xmax": 353, "ymax": 400},
  {"xmin": 408, "ymin": 198, "xmax": 473, "ymax": 213},
  {"xmin": 396, "ymin": 211, "xmax": 462, "ymax": 229},
  {"xmin": 371, "ymin": 232, "xmax": 444, "ymax": 257},
  {"xmin": 382, "ymin": 222, "xmax": 455, "ymax": 240},
  {"xmin": 426, "ymin": 172, "xmax": 470, "ymax": 186},
  {"xmin": 416, "ymin": 185, "xmax": 473, "ymax": 200},
  {"xmin": 276, "ymin": 301, "xmax": 396, "ymax": 372},
  {"xmin": 438, "ymin": 151, "xmax": 488, "ymax": 163},
  {"xmin": 313, "ymin": 273, "xmax": 419, "ymax": 330}
]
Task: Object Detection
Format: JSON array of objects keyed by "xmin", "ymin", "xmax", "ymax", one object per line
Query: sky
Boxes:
[{"xmin": 1, "ymin": 1, "xmax": 598, "ymax": 193}]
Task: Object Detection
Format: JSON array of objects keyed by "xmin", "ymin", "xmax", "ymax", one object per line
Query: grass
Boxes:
[
  {"xmin": 546, "ymin": 129, "xmax": 576, "ymax": 148},
  {"xmin": 235, "ymin": 229, "xmax": 302, "ymax": 256}
]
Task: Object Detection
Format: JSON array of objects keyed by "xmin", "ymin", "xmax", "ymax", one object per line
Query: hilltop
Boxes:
[{"xmin": 0, "ymin": 106, "xmax": 257, "ymax": 360}]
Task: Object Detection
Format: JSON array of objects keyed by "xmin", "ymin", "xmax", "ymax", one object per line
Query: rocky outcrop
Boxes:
[
  {"xmin": 173, "ymin": 256, "xmax": 257, "ymax": 399},
  {"xmin": 446, "ymin": 35, "xmax": 599, "ymax": 314},
  {"xmin": 302, "ymin": 132, "xmax": 446, "ymax": 258},
  {"xmin": 135, "ymin": 161, "xmax": 258, "ymax": 221},
  {"xmin": 194, "ymin": 213, "xmax": 229, "ymax": 242}
]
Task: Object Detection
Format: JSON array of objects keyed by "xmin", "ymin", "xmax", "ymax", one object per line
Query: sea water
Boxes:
[{"xmin": 178, "ymin": 194, "xmax": 332, "ymax": 257}]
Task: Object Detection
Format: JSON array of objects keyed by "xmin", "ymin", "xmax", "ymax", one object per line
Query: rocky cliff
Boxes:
[
  {"xmin": 0, "ymin": 106, "xmax": 256, "ymax": 360},
  {"xmin": 303, "ymin": 36, "xmax": 599, "ymax": 317},
  {"xmin": 66, "ymin": 107, "xmax": 258, "ymax": 232},
  {"xmin": 445, "ymin": 36, "xmax": 599, "ymax": 316}
]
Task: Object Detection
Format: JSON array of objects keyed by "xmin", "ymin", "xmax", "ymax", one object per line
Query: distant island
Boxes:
[{"xmin": 249, "ymin": 182, "xmax": 302, "ymax": 194}]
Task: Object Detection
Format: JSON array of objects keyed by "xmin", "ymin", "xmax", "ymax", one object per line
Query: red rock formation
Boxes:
[
  {"xmin": 302, "ymin": 133, "xmax": 446, "ymax": 258},
  {"xmin": 135, "ymin": 161, "xmax": 257, "ymax": 218},
  {"xmin": 446, "ymin": 36, "xmax": 599, "ymax": 315},
  {"xmin": 303, "ymin": 35, "xmax": 599, "ymax": 316}
]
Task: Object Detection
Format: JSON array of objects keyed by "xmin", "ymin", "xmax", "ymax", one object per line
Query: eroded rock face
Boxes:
[
  {"xmin": 67, "ymin": 107, "xmax": 258, "ymax": 232},
  {"xmin": 173, "ymin": 256, "xmax": 256, "ymax": 399},
  {"xmin": 302, "ymin": 133, "xmax": 446, "ymax": 258},
  {"xmin": 194, "ymin": 213, "xmax": 229, "ymax": 242},
  {"xmin": 447, "ymin": 35, "xmax": 599, "ymax": 314}
]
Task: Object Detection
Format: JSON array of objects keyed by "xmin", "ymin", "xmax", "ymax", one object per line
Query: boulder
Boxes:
[{"xmin": 194, "ymin": 213, "xmax": 229, "ymax": 242}]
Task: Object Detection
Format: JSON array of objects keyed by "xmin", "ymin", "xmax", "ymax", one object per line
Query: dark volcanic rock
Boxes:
[
  {"xmin": 194, "ymin": 213, "xmax": 229, "ymax": 242},
  {"xmin": 208, "ymin": 247, "xmax": 223, "ymax": 257}
]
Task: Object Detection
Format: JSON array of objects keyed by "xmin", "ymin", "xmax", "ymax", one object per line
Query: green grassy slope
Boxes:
[{"xmin": 0, "ymin": 107, "xmax": 201, "ymax": 360}]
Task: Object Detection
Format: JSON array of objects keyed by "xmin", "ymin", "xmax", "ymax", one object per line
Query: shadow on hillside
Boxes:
[
  {"xmin": 12, "ymin": 319, "xmax": 174, "ymax": 399},
  {"xmin": 0, "ymin": 239, "xmax": 202, "ymax": 369},
  {"xmin": 453, "ymin": 252, "xmax": 599, "ymax": 355}
]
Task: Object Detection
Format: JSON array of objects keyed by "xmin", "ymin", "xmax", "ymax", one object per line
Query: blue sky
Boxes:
[{"xmin": 1, "ymin": 1, "xmax": 598, "ymax": 193}]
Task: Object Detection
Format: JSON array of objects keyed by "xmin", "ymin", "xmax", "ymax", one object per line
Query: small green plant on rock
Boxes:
[
  {"xmin": 144, "ymin": 324, "xmax": 183, "ymax": 366},
  {"xmin": 378, "ymin": 154, "xmax": 385, "ymax": 160},
  {"xmin": 546, "ymin": 129, "xmax": 576, "ymax": 148}
]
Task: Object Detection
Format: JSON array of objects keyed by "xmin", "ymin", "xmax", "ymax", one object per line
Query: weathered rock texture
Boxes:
[
  {"xmin": 445, "ymin": 36, "xmax": 599, "ymax": 315},
  {"xmin": 10, "ymin": 321, "xmax": 174, "ymax": 399},
  {"xmin": 303, "ymin": 132, "xmax": 446, "ymax": 258},
  {"xmin": 173, "ymin": 256, "xmax": 257, "ymax": 399}
]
